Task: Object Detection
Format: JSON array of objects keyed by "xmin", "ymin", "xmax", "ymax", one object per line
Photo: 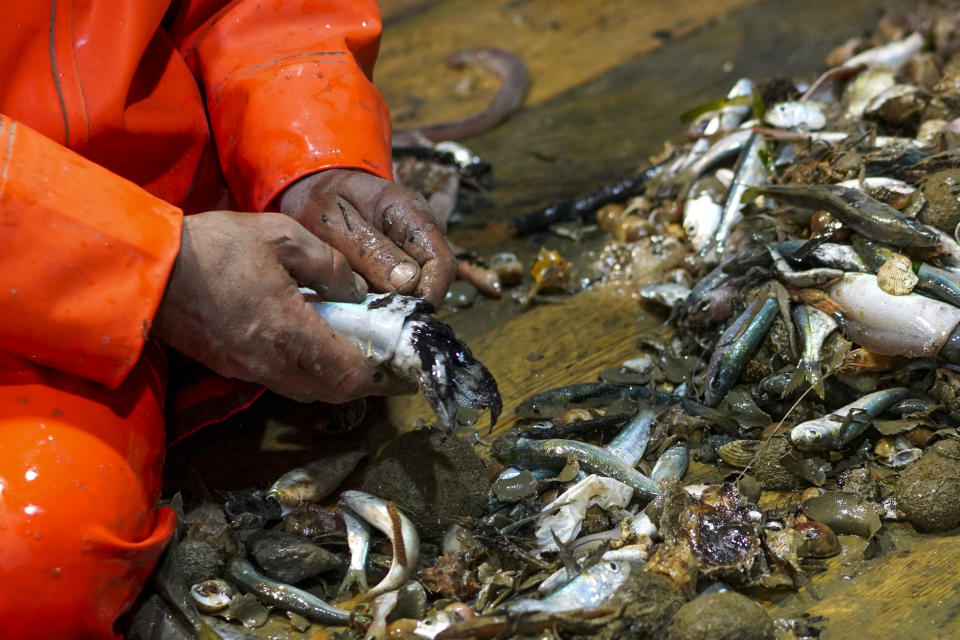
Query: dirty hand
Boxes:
[
  {"xmin": 152, "ymin": 210, "xmax": 409, "ymax": 402},
  {"xmin": 279, "ymin": 169, "xmax": 457, "ymax": 308}
]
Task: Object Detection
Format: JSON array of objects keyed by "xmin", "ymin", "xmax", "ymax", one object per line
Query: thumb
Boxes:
[{"xmin": 269, "ymin": 213, "xmax": 368, "ymax": 302}]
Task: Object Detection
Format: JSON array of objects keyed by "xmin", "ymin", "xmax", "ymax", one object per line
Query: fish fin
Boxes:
[{"xmin": 337, "ymin": 568, "xmax": 369, "ymax": 601}]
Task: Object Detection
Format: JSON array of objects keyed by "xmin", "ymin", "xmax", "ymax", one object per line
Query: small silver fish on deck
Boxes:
[
  {"xmin": 225, "ymin": 558, "xmax": 358, "ymax": 625},
  {"xmin": 337, "ymin": 507, "xmax": 371, "ymax": 599},
  {"xmin": 791, "ymin": 387, "xmax": 912, "ymax": 451},
  {"xmin": 704, "ymin": 293, "xmax": 779, "ymax": 407},
  {"xmin": 503, "ymin": 549, "xmax": 647, "ymax": 615},
  {"xmin": 786, "ymin": 304, "xmax": 837, "ymax": 399},
  {"xmin": 340, "ymin": 490, "xmax": 420, "ymax": 598},
  {"xmin": 651, "ymin": 442, "xmax": 690, "ymax": 484}
]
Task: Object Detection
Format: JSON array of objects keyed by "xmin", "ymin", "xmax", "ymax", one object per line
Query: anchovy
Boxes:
[
  {"xmin": 790, "ymin": 387, "xmax": 912, "ymax": 451},
  {"xmin": 688, "ymin": 128, "xmax": 754, "ymax": 178},
  {"xmin": 503, "ymin": 551, "xmax": 647, "ymax": 615},
  {"xmin": 744, "ymin": 184, "xmax": 939, "ymax": 248},
  {"xmin": 775, "ymin": 240, "xmax": 870, "ymax": 272},
  {"xmin": 497, "ymin": 438, "xmax": 660, "ymax": 500},
  {"xmin": 340, "ymin": 490, "xmax": 420, "ymax": 598},
  {"xmin": 337, "ymin": 508, "xmax": 370, "ymax": 599},
  {"xmin": 605, "ymin": 401, "xmax": 671, "ymax": 467},
  {"xmin": 226, "ymin": 558, "xmax": 359, "ymax": 625},
  {"xmin": 786, "ymin": 305, "xmax": 837, "ymax": 399},
  {"xmin": 651, "ymin": 442, "xmax": 690, "ymax": 484},
  {"xmin": 704, "ymin": 294, "xmax": 779, "ymax": 407},
  {"xmin": 514, "ymin": 382, "xmax": 681, "ymax": 419},
  {"xmin": 769, "ymin": 245, "xmax": 844, "ymax": 288},
  {"xmin": 708, "ymin": 132, "xmax": 768, "ymax": 258}
]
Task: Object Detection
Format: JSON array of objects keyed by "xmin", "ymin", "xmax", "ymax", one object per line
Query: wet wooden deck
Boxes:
[
  {"xmin": 375, "ymin": 0, "xmax": 957, "ymax": 637},
  {"xmin": 167, "ymin": 0, "xmax": 957, "ymax": 637}
]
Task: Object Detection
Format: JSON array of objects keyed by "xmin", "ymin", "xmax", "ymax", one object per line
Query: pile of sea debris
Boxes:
[{"xmin": 134, "ymin": 4, "xmax": 960, "ymax": 640}]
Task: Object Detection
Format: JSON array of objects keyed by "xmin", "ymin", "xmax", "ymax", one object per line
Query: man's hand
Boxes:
[
  {"xmin": 279, "ymin": 169, "xmax": 457, "ymax": 308},
  {"xmin": 152, "ymin": 211, "xmax": 409, "ymax": 402}
]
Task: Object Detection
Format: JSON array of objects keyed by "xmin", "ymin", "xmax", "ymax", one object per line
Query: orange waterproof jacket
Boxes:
[{"xmin": 0, "ymin": 0, "xmax": 393, "ymax": 389}]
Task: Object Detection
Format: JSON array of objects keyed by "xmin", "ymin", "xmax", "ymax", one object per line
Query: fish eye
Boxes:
[
  {"xmin": 805, "ymin": 428, "xmax": 820, "ymax": 440},
  {"xmin": 709, "ymin": 378, "xmax": 721, "ymax": 389},
  {"xmin": 608, "ymin": 561, "xmax": 620, "ymax": 572}
]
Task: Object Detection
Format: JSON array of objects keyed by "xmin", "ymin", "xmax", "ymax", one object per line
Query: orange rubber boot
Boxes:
[{"xmin": 0, "ymin": 343, "xmax": 176, "ymax": 640}]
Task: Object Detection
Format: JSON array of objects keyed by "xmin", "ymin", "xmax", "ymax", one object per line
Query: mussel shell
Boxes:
[{"xmin": 717, "ymin": 440, "xmax": 762, "ymax": 468}]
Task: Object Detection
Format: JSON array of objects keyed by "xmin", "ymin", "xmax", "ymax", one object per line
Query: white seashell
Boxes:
[
  {"xmin": 876, "ymin": 255, "xmax": 918, "ymax": 295},
  {"xmin": 190, "ymin": 579, "xmax": 236, "ymax": 614}
]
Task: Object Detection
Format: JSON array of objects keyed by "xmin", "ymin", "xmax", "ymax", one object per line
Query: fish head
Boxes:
[
  {"xmin": 515, "ymin": 397, "xmax": 551, "ymax": 418},
  {"xmin": 703, "ymin": 360, "xmax": 736, "ymax": 408},
  {"xmin": 790, "ymin": 422, "xmax": 829, "ymax": 451}
]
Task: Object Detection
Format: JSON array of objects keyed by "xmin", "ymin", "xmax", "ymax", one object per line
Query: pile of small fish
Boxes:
[{"xmin": 136, "ymin": 5, "xmax": 960, "ymax": 640}]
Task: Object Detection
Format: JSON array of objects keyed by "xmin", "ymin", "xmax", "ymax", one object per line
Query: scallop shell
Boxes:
[
  {"xmin": 876, "ymin": 255, "xmax": 918, "ymax": 295},
  {"xmin": 717, "ymin": 439, "xmax": 762, "ymax": 468}
]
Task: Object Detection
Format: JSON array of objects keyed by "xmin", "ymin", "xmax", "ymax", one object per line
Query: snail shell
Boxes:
[
  {"xmin": 717, "ymin": 440, "xmax": 762, "ymax": 468},
  {"xmin": 876, "ymin": 255, "xmax": 918, "ymax": 295},
  {"xmin": 794, "ymin": 521, "xmax": 841, "ymax": 558},
  {"xmin": 190, "ymin": 579, "xmax": 237, "ymax": 613}
]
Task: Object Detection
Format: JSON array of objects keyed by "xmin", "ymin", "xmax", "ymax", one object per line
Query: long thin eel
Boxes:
[
  {"xmin": 393, "ymin": 48, "xmax": 530, "ymax": 145},
  {"xmin": 341, "ymin": 490, "xmax": 420, "ymax": 598},
  {"xmin": 226, "ymin": 558, "xmax": 360, "ymax": 625}
]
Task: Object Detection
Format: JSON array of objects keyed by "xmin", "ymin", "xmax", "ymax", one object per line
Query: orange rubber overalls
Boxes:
[{"xmin": 0, "ymin": 2, "xmax": 392, "ymax": 637}]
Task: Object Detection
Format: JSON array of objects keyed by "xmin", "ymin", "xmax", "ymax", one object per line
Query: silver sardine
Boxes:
[
  {"xmin": 340, "ymin": 490, "xmax": 420, "ymax": 598},
  {"xmin": 791, "ymin": 387, "xmax": 912, "ymax": 451},
  {"xmin": 704, "ymin": 294, "xmax": 779, "ymax": 407},
  {"xmin": 786, "ymin": 304, "xmax": 837, "ymax": 399},
  {"xmin": 504, "ymin": 550, "xmax": 647, "ymax": 614},
  {"xmin": 337, "ymin": 508, "xmax": 370, "ymax": 599}
]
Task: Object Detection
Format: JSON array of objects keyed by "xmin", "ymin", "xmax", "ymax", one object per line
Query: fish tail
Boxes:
[
  {"xmin": 783, "ymin": 366, "xmax": 805, "ymax": 398},
  {"xmin": 785, "ymin": 360, "xmax": 825, "ymax": 399}
]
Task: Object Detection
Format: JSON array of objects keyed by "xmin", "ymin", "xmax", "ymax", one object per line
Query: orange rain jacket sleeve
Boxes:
[{"xmin": 0, "ymin": 0, "xmax": 393, "ymax": 389}]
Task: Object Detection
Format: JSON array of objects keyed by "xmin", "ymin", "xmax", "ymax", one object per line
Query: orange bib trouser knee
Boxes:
[{"xmin": 0, "ymin": 1, "xmax": 392, "ymax": 637}]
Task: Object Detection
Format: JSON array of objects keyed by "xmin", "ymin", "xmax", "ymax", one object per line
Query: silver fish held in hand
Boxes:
[{"xmin": 306, "ymin": 292, "xmax": 501, "ymax": 431}]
